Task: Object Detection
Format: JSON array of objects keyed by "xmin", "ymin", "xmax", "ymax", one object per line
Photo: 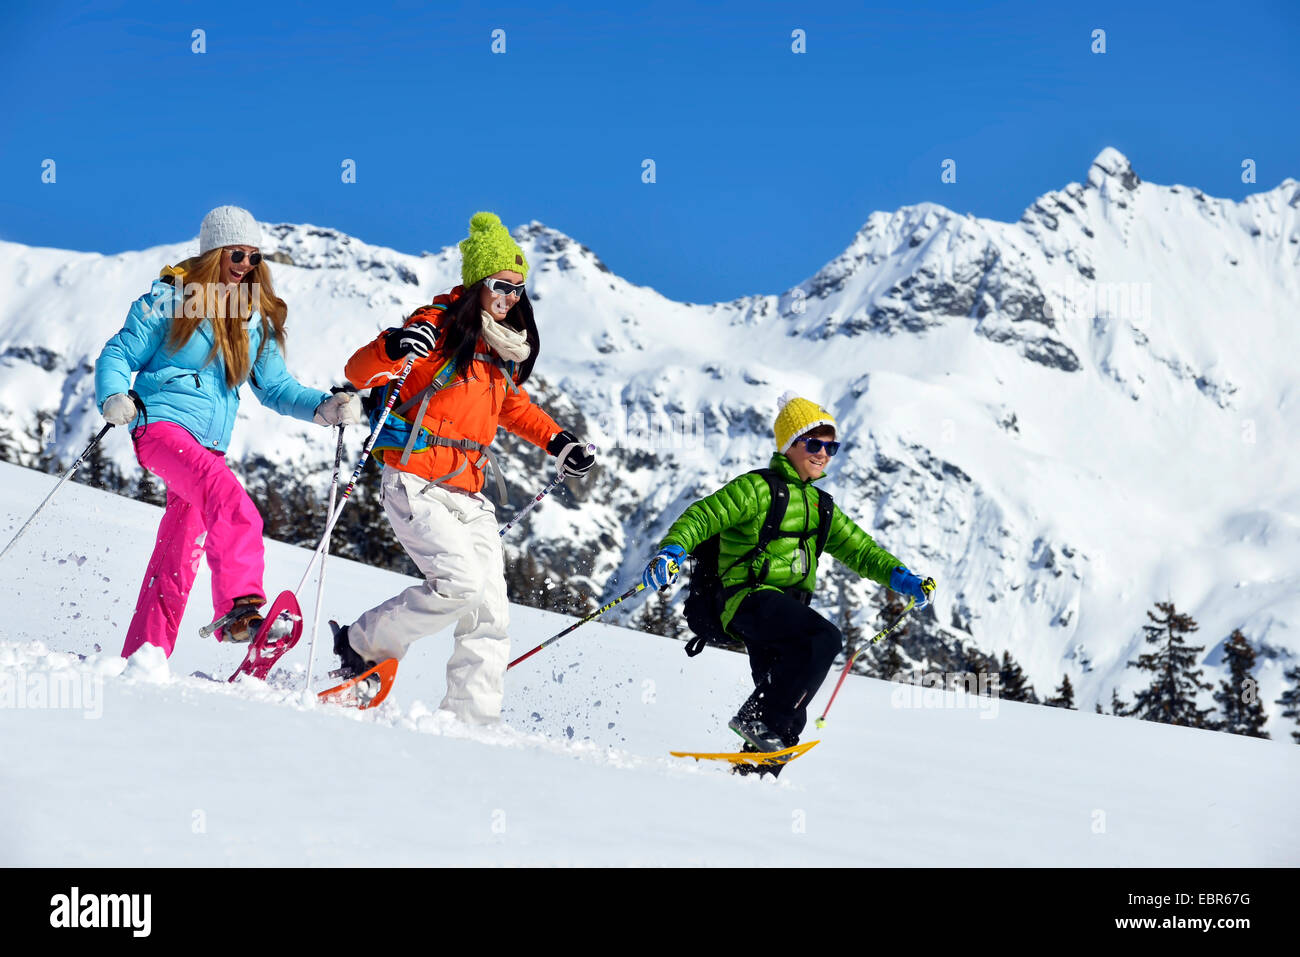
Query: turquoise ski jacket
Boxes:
[{"xmin": 95, "ymin": 271, "xmax": 327, "ymax": 453}]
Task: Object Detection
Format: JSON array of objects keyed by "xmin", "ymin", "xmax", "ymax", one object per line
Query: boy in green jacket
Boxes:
[{"xmin": 642, "ymin": 393, "xmax": 936, "ymax": 766}]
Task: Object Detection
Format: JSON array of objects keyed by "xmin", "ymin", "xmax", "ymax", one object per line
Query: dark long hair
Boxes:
[{"xmin": 432, "ymin": 282, "xmax": 540, "ymax": 386}]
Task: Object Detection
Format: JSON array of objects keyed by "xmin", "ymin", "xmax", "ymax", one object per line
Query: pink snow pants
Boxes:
[{"xmin": 121, "ymin": 422, "xmax": 265, "ymax": 658}]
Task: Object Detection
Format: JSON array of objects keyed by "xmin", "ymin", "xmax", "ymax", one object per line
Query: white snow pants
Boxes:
[{"xmin": 349, "ymin": 466, "xmax": 509, "ymax": 723}]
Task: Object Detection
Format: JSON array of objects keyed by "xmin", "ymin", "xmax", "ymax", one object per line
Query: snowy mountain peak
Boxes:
[
  {"xmin": 257, "ymin": 222, "xmax": 424, "ymax": 285},
  {"xmin": 1087, "ymin": 147, "xmax": 1141, "ymax": 191},
  {"xmin": 514, "ymin": 220, "xmax": 615, "ymax": 277}
]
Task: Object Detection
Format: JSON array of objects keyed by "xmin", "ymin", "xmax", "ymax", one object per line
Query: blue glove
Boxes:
[
  {"xmin": 890, "ymin": 566, "xmax": 936, "ymax": 606},
  {"xmin": 643, "ymin": 544, "xmax": 686, "ymax": 590}
]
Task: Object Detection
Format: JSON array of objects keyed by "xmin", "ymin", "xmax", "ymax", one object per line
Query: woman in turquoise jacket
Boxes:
[{"xmin": 95, "ymin": 206, "xmax": 361, "ymax": 659}]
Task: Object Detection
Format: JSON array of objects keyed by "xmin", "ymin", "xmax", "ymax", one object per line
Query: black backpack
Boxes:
[{"xmin": 682, "ymin": 468, "xmax": 834, "ymax": 656}]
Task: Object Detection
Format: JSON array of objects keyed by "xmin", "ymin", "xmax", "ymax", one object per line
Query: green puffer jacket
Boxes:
[{"xmin": 660, "ymin": 453, "xmax": 902, "ymax": 632}]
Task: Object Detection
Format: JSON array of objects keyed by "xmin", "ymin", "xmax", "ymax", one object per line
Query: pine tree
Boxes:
[
  {"xmin": 998, "ymin": 650, "xmax": 1039, "ymax": 703},
  {"xmin": 502, "ymin": 548, "xmax": 526, "ymax": 596},
  {"xmin": 552, "ymin": 577, "xmax": 595, "ymax": 618},
  {"xmin": 519, "ymin": 552, "xmax": 542, "ymax": 601},
  {"xmin": 875, "ymin": 640, "xmax": 907, "ymax": 681},
  {"xmin": 632, "ymin": 595, "xmax": 654, "ymax": 633},
  {"xmin": 250, "ymin": 470, "xmax": 288, "ymax": 542},
  {"xmin": 0, "ymin": 423, "xmax": 19, "ymax": 464},
  {"xmin": 878, "ymin": 591, "xmax": 910, "ymax": 634},
  {"xmin": 76, "ymin": 439, "xmax": 123, "ymax": 493},
  {"xmin": 30, "ymin": 412, "xmax": 59, "ymax": 474},
  {"xmin": 863, "ymin": 591, "xmax": 912, "ymax": 678},
  {"xmin": 1109, "ymin": 687, "xmax": 1129, "ymax": 717},
  {"xmin": 956, "ymin": 643, "xmax": 999, "ymax": 684},
  {"xmin": 1045, "ymin": 673, "xmax": 1075, "ymax": 709},
  {"xmin": 632, "ymin": 590, "xmax": 684, "ymax": 639},
  {"xmin": 1213, "ymin": 630, "xmax": 1269, "ymax": 738},
  {"xmin": 658, "ymin": 593, "xmax": 684, "ymax": 640},
  {"xmin": 838, "ymin": 579, "xmax": 864, "ymax": 649},
  {"xmin": 633, "ymin": 591, "xmax": 658, "ymax": 636},
  {"xmin": 1126, "ymin": 601, "xmax": 1214, "ymax": 728},
  {"xmin": 1274, "ymin": 664, "xmax": 1300, "ymax": 745},
  {"xmin": 499, "ymin": 546, "xmax": 592, "ymax": 619},
  {"xmin": 132, "ymin": 470, "xmax": 167, "ymax": 507}
]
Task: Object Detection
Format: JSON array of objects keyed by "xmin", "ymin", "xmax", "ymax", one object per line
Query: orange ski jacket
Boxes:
[{"xmin": 344, "ymin": 287, "xmax": 561, "ymax": 496}]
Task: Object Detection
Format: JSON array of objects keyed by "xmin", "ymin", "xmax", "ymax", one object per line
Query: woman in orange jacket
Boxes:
[{"xmin": 332, "ymin": 212, "xmax": 595, "ymax": 722}]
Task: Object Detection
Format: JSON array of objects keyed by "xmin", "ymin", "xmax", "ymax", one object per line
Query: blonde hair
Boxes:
[{"xmin": 165, "ymin": 248, "xmax": 288, "ymax": 388}]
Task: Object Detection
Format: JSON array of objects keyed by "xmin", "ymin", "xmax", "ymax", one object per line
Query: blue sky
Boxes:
[{"xmin": 1, "ymin": 0, "xmax": 1295, "ymax": 303}]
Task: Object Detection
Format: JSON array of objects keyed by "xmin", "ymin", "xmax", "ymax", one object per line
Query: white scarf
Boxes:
[{"xmin": 480, "ymin": 310, "xmax": 531, "ymax": 362}]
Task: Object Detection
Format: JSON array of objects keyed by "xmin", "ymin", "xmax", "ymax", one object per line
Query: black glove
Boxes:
[
  {"xmin": 547, "ymin": 429, "xmax": 596, "ymax": 478},
  {"xmin": 383, "ymin": 320, "xmax": 438, "ymax": 360}
]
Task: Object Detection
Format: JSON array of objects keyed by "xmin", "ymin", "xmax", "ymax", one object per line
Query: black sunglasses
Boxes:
[
  {"xmin": 228, "ymin": 250, "xmax": 263, "ymax": 266},
  {"xmin": 483, "ymin": 278, "xmax": 525, "ymax": 297},
  {"xmin": 797, "ymin": 437, "xmax": 840, "ymax": 456}
]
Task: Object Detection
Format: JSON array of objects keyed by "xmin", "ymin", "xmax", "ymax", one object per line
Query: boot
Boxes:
[
  {"xmin": 736, "ymin": 683, "xmax": 765, "ymax": 722},
  {"xmin": 727, "ymin": 713, "xmax": 786, "ymax": 752},
  {"xmin": 222, "ymin": 595, "xmax": 265, "ymax": 644},
  {"xmin": 330, "ymin": 621, "xmax": 370, "ymax": 676},
  {"xmin": 329, "ymin": 621, "xmax": 382, "ymax": 703}
]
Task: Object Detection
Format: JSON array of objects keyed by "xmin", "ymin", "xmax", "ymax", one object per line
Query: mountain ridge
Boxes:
[{"xmin": 1, "ymin": 147, "xmax": 1297, "ymax": 723}]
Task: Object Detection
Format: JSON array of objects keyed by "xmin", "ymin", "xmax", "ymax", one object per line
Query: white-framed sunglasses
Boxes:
[{"xmin": 483, "ymin": 278, "xmax": 526, "ymax": 297}]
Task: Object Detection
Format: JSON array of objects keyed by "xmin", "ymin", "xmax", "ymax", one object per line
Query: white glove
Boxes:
[
  {"xmin": 102, "ymin": 393, "xmax": 138, "ymax": 426},
  {"xmin": 314, "ymin": 391, "xmax": 363, "ymax": 426}
]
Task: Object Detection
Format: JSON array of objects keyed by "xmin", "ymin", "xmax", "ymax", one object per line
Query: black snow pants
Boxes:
[{"xmin": 727, "ymin": 587, "xmax": 844, "ymax": 746}]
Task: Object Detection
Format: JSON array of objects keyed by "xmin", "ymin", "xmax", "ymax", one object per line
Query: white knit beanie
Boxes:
[{"xmin": 199, "ymin": 206, "xmax": 261, "ymax": 254}]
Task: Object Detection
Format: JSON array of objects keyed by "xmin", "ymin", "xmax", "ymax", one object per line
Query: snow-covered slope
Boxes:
[
  {"xmin": 1, "ymin": 148, "xmax": 1298, "ymax": 719},
  {"xmin": 0, "ymin": 463, "xmax": 1295, "ymax": 866}
]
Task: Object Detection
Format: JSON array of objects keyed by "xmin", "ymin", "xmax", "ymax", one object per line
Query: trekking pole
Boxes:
[
  {"xmin": 815, "ymin": 577, "xmax": 935, "ymax": 728},
  {"xmin": 0, "ymin": 423, "xmax": 113, "ymax": 562},
  {"xmin": 497, "ymin": 445, "xmax": 594, "ymax": 539},
  {"xmin": 302, "ymin": 424, "xmax": 346, "ymax": 697},
  {"xmin": 293, "ymin": 356, "xmax": 416, "ymax": 595},
  {"xmin": 507, "ymin": 561, "xmax": 679, "ymax": 669}
]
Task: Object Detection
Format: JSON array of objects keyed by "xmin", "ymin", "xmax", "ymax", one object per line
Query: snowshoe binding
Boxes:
[
  {"xmin": 727, "ymin": 714, "xmax": 787, "ymax": 753},
  {"xmin": 200, "ymin": 595, "xmax": 263, "ymax": 642},
  {"xmin": 328, "ymin": 621, "xmax": 382, "ymax": 706}
]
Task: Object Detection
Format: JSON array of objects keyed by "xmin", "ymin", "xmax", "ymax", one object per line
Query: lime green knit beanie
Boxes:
[{"xmin": 459, "ymin": 211, "xmax": 529, "ymax": 287}]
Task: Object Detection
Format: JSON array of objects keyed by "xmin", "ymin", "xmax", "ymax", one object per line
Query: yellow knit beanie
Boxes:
[{"xmin": 773, "ymin": 391, "xmax": 837, "ymax": 453}]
